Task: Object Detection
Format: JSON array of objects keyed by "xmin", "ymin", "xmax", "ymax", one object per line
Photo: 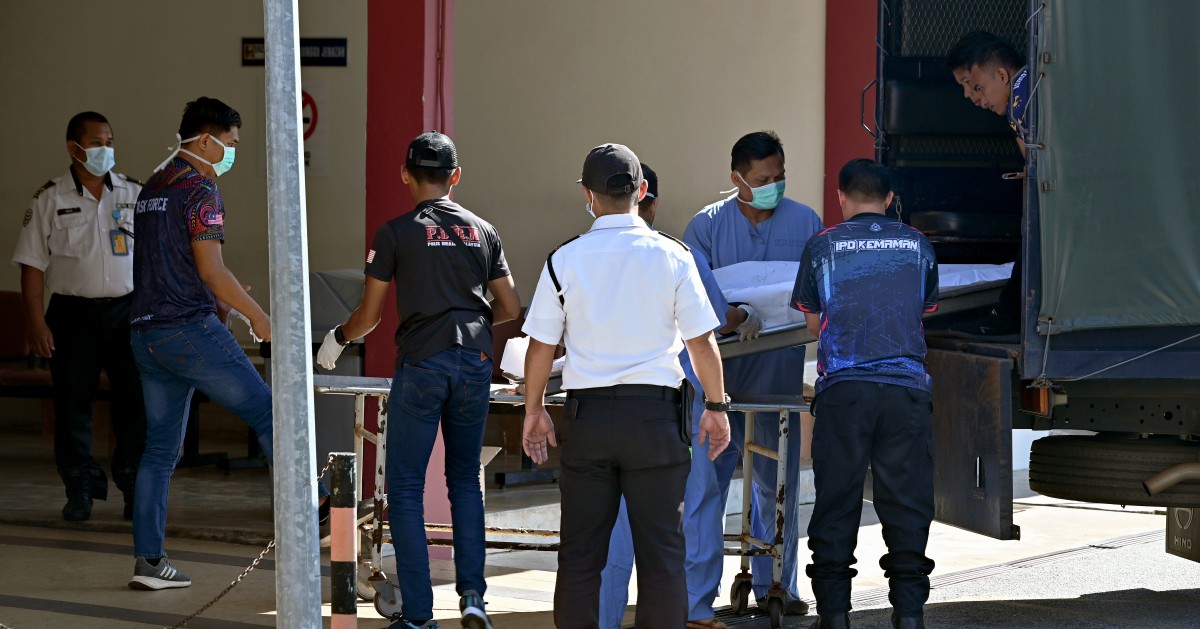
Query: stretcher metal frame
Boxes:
[{"xmin": 312, "ymin": 375, "xmax": 810, "ymax": 626}]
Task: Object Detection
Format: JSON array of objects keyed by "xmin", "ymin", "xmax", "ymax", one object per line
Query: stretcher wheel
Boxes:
[
  {"xmin": 356, "ymin": 563, "xmax": 374, "ymax": 601},
  {"xmin": 730, "ymin": 576, "xmax": 752, "ymax": 615},
  {"xmin": 767, "ymin": 596, "xmax": 784, "ymax": 628},
  {"xmin": 369, "ymin": 573, "xmax": 403, "ymax": 619}
]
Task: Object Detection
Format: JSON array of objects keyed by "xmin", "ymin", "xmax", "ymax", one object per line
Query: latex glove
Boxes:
[
  {"xmin": 316, "ymin": 329, "xmax": 345, "ymax": 370},
  {"xmin": 227, "ymin": 309, "xmax": 264, "ymax": 343},
  {"xmin": 736, "ymin": 304, "xmax": 763, "ymax": 341}
]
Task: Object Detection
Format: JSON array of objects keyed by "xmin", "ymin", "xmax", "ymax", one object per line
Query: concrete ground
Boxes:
[{"xmin": 2, "ymin": 417, "xmax": 1198, "ymax": 628}]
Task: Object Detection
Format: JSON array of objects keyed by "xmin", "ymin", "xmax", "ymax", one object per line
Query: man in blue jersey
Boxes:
[
  {"xmin": 598, "ymin": 164, "xmax": 751, "ymax": 629},
  {"xmin": 683, "ymin": 131, "xmax": 824, "ymax": 617},
  {"xmin": 792, "ymin": 159, "xmax": 938, "ymax": 629}
]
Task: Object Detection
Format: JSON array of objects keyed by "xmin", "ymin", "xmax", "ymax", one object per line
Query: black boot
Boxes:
[
  {"xmin": 60, "ymin": 468, "xmax": 91, "ymax": 521},
  {"xmin": 892, "ymin": 614, "xmax": 925, "ymax": 629},
  {"xmin": 809, "ymin": 613, "xmax": 850, "ymax": 629}
]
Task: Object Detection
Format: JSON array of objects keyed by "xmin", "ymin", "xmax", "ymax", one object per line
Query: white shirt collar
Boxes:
[{"xmin": 588, "ymin": 213, "xmax": 649, "ymax": 232}]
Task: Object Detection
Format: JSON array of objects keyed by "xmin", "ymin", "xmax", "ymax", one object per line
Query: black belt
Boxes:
[
  {"xmin": 53, "ymin": 293, "xmax": 131, "ymax": 306},
  {"xmin": 568, "ymin": 384, "xmax": 682, "ymax": 404}
]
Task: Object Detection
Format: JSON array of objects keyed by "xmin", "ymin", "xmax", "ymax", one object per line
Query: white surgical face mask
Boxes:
[
  {"xmin": 73, "ymin": 142, "xmax": 115, "ymax": 176},
  {"xmin": 585, "ymin": 191, "xmax": 595, "ymax": 218}
]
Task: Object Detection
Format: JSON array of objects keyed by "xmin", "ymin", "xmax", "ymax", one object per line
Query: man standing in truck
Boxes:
[
  {"xmin": 793, "ymin": 159, "xmax": 938, "ymax": 629},
  {"xmin": 945, "ymin": 31, "xmax": 1029, "ymax": 341}
]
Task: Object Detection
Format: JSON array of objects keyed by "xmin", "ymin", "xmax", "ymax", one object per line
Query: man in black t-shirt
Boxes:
[
  {"xmin": 791, "ymin": 159, "xmax": 938, "ymax": 629},
  {"xmin": 317, "ymin": 132, "xmax": 521, "ymax": 629}
]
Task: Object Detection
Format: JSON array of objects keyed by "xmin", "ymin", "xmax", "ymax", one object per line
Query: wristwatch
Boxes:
[
  {"xmin": 704, "ymin": 393, "xmax": 732, "ymax": 412},
  {"xmin": 333, "ymin": 325, "xmax": 351, "ymax": 346}
]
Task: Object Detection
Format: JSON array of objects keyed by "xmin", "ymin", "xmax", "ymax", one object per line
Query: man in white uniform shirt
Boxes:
[
  {"xmin": 12, "ymin": 111, "xmax": 146, "ymax": 522},
  {"xmin": 522, "ymin": 144, "xmax": 732, "ymax": 628}
]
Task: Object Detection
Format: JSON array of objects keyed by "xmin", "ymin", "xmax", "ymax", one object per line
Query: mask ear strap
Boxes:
[{"xmin": 153, "ymin": 134, "xmax": 186, "ymax": 173}]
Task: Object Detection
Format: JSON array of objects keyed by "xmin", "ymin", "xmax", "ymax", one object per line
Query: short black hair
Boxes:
[
  {"xmin": 731, "ymin": 130, "xmax": 784, "ymax": 173},
  {"xmin": 945, "ymin": 30, "xmax": 1024, "ymax": 73},
  {"xmin": 838, "ymin": 158, "xmax": 891, "ymax": 203},
  {"xmin": 408, "ymin": 166, "xmax": 455, "ymax": 186},
  {"xmin": 178, "ymin": 97, "xmax": 242, "ymax": 140},
  {"xmin": 66, "ymin": 111, "xmax": 109, "ymax": 143},
  {"xmin": 638, "ymin": 163, "xmax": 658, "ymax": 213}
]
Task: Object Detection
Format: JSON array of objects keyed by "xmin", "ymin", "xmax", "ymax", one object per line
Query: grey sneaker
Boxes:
[
  {"xmin": 129, "ymin": 556, "xmax": 192, "ymax": 590},
  {"xmin": 460, "ymin": 590, "xmax": 492, "ymax": 629}
]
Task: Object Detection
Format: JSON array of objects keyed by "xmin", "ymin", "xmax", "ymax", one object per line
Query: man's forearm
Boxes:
[
  {"xmin": 684, "ymin": 332, "xmax": 725, "ymax": 401},
  {"xmin": 203, "ymin": 267, "xmax": 265, "ymax": 322},
  {"xmin": 19, "ymin": 266, "xmax": 46, "ymax": 323},
  {"xmin": 341, "ymin": 308, "xmax": 381, "ymax": 341},
  {"xmin": 523, "ymin": 339, "xmax": 557, "ymax": 412}
]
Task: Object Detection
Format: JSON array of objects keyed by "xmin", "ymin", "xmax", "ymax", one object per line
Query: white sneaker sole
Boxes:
[
  {"xmin": 129, "ymin": 575, "xmax": 192, "ymax": 590},
  {"xmin": 461, "ymin": 606, "xmax": 492, "ymax": 629}
]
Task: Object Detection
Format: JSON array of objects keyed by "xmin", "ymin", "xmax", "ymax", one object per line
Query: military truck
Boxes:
[{"xmin": 868, "ymin": 0, "xmax": 1200, "ymax": 561}]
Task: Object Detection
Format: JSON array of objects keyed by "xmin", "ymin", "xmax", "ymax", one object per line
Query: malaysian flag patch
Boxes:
[{"xmin": 366, "ymin": 249, "xmax": 376, "ymax": 263}]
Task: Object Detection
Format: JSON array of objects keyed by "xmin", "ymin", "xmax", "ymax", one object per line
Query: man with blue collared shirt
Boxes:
[
  {"xmin": 597, "ymin": 164, "xmax": 754, "ymax": 629},
  {"xmin": 683, "ymin": 130, "xmax": 824, "ymax": 618},
  {"xmin": 522, "ymin": 144, "xmax": 732, "ymax": 629}
]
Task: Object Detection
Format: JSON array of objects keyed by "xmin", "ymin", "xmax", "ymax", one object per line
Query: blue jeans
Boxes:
[
  {"xmin": 130, "ymin": 314, "xmax": 273, "ymax": 559},
  {"xmin": 387, "ymin": 346, "xmax": 492, "ymax": 621}
]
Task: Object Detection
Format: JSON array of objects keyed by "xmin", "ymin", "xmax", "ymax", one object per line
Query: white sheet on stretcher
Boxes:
[{"xmin": 711, "ymin": 261, "xmax": 1013, "ymax": 333}]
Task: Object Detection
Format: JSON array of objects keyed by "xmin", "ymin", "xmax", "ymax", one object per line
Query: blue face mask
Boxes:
[
  {"xmin": 73, "ymin": 142, "xmax": 115, "ymax": 177},
  {"xmin": 736, "ymin": 172, "xmax": 786, "ymax": 210}
]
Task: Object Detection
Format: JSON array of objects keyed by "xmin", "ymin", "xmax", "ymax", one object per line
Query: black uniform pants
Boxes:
[
  {"xmin": 806, "ymin": 380, "xmax": 935, "ymax": 618},
  {"xmin": 46, "ymin": 293, "xmax": 146, "ymax": 493},
  {"xmin": 554, "ymin": 385, "xmax": 691, "ymax": 629}
]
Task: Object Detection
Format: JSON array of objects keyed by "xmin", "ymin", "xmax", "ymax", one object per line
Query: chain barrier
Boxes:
[{"xmin": 163, "ymin": 453, "xmax": 336, "ymax": 629}]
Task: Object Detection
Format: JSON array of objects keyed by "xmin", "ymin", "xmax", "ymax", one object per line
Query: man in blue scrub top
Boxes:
[
  {"xmin": 683, "ymin": 130, "xmax": 824, "ymax": 617},
  {"xmin": 599, "ymin": 164, "xmax": 754, "ymax": 629}
]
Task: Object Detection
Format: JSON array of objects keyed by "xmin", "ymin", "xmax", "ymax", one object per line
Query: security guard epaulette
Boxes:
[
  {"xmin": 32, "ymin": 180, "xmax": 54, "ymax": 200},
  {"xmin": 657, "ymin": 231, "xmax": 690, "ymax": 252},
  {"xmin": 121, "ymin": 174, "xmax": 143, "ymax": 186},
  {"xmin": 546, "ymin": 235, "xmax": 581, "ymax": 307}
]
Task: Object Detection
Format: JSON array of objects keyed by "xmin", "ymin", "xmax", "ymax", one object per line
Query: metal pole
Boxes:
[
  {"xmin": 263, "ymin": 0, "xmax": 321, "ymax": 625},
  {"xmin": 330, "ymin": 453, "xmax": 358, "ymax": 629}
]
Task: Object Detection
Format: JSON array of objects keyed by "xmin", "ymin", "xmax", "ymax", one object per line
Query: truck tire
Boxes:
[{"xmin": 1029, "ymin": 435, "xmax": 1200, "ymax": 507}]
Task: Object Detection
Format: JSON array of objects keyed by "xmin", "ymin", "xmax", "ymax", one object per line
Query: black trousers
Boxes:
[
  {"xmin": 806, "ymin": 380, "xmax": 935, "ymax": 618},
  {"xmin": 46, "ymin": 293, "xmax": 146, "ymax": 493},
  {"xmin": 554, "ymin": 385, "xmax": 691, "ymax": 629}
]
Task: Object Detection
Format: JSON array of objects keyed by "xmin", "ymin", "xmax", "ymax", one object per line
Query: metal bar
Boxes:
[
  {"xmin": 746, "ymin": 442, "xmax": 779, "ymax": 459},
  {"xmin": 740, "ymin": 411, "xmax": 755, "ymax": 573},
  {"xmin": 425, "ymin": 524, "xmax": 561, "ymax": 537},
  {"xmin": 773, "ymin": 410, "xmax": 789, "ymax": 589},
  {"xmin": 262, "ymin": 0, "xmax": 320, "ymax": 625},
  {"xmin": 353, "ymin": 395, "xmax": 364, "ymax": 503},
  {"xmin": 329, "ymin": 453, "xmax": 357, "ymax": 628}
]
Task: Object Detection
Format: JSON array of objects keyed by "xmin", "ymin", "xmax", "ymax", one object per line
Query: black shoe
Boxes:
[
  {"xmin": 947, "ymin": 307, "xmax": 1019, "ymax": 342},
  {"xmin": 60, "ymin": 466, "xmax": 106, "ymax": 522},
  {"xmin": 892, "ymin": 614, "xmax": 925, "ymax": 629},
  {"xmin": 809, "ymin": 613, "xmax": 850, "ymax": 629}
]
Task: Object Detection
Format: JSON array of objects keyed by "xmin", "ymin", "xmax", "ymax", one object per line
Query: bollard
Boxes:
[{"xmin": 330, "ymin": 452, "xmax": 358, "ymax": 628}]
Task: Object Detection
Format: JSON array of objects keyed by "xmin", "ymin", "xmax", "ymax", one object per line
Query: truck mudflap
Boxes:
[{"xmin": 927, "ymin": 348, "xmax": 1021, "ymax": 540}]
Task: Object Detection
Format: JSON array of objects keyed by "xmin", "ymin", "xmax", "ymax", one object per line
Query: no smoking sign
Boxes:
[{"xmin": 302, "ymin": 90, "xmax": 318, "ymax": 140}]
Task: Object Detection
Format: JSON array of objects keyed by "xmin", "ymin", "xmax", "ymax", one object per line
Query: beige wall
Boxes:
[
  {"xmin": 0, "ymin": 1, "xmax": 367, "ymax": 339},
  {"xmin": 453, "ymin": 0, "xmax": 827, "ymax": 293},
  {"xmin": 2, "ymin": 1, "xmax": 827, "ymax": 320}
]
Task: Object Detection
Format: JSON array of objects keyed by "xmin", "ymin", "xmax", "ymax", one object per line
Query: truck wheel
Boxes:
[{"xmin": 1029, "ymin": 434, "xmax": 1200, "ymax": 507}]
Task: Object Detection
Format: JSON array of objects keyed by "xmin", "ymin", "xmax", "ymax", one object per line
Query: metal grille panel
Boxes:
[
  {"xmin": 895, "ymin": 135, "xmax": 1023, "ymax": 159},
  {"xmin": 896, "ymin": 0, "xmax": 1028, "ymax": 58}
]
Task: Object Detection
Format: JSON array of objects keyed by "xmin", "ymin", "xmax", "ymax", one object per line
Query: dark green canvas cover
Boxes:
[{"xmin": 1036, "ymin": 0, "xmax": 1200, "ymax": 333}]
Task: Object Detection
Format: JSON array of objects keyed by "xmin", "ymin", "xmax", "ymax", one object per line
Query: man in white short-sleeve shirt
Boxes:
[{"xmin": 521, "ymin": 143, "xmax": 731, "ymax": 628}]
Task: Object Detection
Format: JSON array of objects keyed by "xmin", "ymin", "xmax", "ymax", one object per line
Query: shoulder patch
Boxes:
[
  {"xmin": 32, "ymin": 180, "xmax": 54, "ymax": 200},
  {"xmin": 22, "ymin": 208, "xmax": 32, "ymax": 227},
  {"xmin": 658, "ymin": 231, "xmax": 690, "ymax": 252}
]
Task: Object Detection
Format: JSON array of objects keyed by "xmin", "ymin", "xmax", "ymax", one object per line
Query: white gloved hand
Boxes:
[
  {"xmin": 736, "ymin": 304, "xmax": 763, "ymax": 341},
  {"xmin": 316, "ymin": 329, "xmax": 345, "ymax": 370}
]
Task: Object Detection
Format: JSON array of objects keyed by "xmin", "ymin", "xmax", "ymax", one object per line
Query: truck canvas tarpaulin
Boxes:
[{"xmin": 1036, "ymin": 0, "xmax": 1200, "ymax": 333}]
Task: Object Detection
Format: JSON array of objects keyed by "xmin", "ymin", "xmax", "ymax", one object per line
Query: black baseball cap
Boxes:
[
  {"xmin": 406, "ymin": 131, "xmax": 458, "ymax": 169},
  {"xmin": 579, "ymin": 143, "xmax": 643, "ymax": 194},
  {"xmin": 641, "ymin": 163, "xmax": 658, "ymax": 199}
]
